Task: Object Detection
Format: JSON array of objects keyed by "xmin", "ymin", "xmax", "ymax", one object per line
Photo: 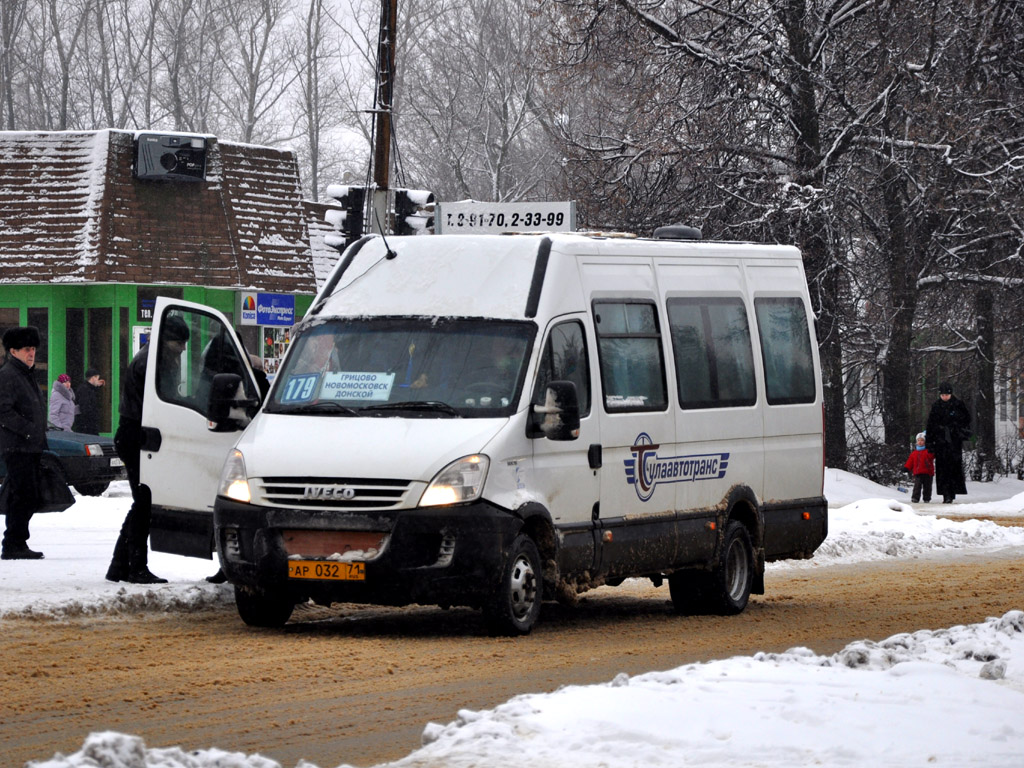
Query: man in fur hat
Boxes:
[{"xmin": 0, "ymin": 326, "xmax": 47, "ymax": 559}]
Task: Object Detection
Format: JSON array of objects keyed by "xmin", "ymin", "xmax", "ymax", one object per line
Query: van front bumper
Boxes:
[{"xmin": 213, "ymin": 497, "xmax": 522, "ymax": 609}]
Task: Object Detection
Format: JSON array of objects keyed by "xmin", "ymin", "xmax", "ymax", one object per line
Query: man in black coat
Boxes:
[
  {"xmin": 73, "ymin": 368, "xmax": 104, "ymax": 435},
  {"xmin": 926, "ymin": 381, "xmax": 972, "ymax": 504},
  {"xmin": 106, "ymin": 316, "xmax": 190, "ymax": 584},
  {"xmin": 0, "ymin": 326, "xmax": 47, "ymax": 559}
]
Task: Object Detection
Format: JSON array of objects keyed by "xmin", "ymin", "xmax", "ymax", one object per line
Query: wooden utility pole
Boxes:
[{"xmin": 370, "ymin": 0, "xmax": 397, "ymax": 234}]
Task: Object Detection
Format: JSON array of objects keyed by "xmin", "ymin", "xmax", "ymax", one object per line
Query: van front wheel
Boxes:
[
  {"xmin": 234, "ymin": 585, "xmax": 295, "ymax": 628},
  {"xmin": 484, "ymin": 534, "xmax": 542, "ymax": 636},
  {"xmin": 707, "ymin": 521, "xmax": 753, "ymax": 615}
]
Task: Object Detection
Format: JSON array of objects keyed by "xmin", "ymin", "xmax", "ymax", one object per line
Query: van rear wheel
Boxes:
[
  {"xmin": 484, "ymin": 534, "xmax": 542, "ymax": 636},
  {"xmin": 234, "ymin": 585, "xmax": 295, "ymax": 628},
  {"xmin": 669, "ymin": 521, "xmax": 753, "ymax": 615},
  {"xmin": 668, "ymin": 570, "xmax": 711, "ymax": 614},
  {"xmin": 706, "ymin": 521, "xmax": 753, "ymax": 615}
]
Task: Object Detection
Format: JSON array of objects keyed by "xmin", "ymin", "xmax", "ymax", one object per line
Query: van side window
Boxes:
[
  {"xmin": 667, "ymin": 297, "xmax": 756, "ymax": 409},
  {"xmin": 754, "ymin": 297, "xmax": 816, "ymax": 405},
  {"xmin": 593, "ymin": 300, "xmax": 667, "ymax": 412},
  {"xmin": 532, "ymin": 321, "xmax": 591, "ymax": 416}
]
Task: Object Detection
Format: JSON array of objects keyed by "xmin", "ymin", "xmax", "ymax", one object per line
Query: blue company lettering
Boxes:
[{"xmin": 623, "ymin": 432, "xmax": 729, "ymax": 502}]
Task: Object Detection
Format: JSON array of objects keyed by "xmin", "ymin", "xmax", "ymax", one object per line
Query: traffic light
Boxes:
[
  {"xmin": 324, "ymin": 184, "xmax": 367, "ymax": 249},
  {"xmin": 393, "ymin": 188, "xmax": 435, "ymax": 236}
]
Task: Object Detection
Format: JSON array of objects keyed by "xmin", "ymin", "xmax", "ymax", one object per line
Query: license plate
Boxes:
[
  {"xmin": 110, "ymin": 458, "xmax": 124, "ymax": 467},
  {"xmin": 287, "ymin": 560, "xmax": 365, "ymax": 581}
]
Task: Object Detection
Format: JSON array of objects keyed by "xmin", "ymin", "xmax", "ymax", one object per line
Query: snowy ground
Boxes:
[{"xmin": 8, "ymin": 470, "xmax": 1024, "ymax": 768}]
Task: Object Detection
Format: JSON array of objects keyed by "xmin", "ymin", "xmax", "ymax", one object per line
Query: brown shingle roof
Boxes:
[
  {"xmin": 303, "ymin": 199, "xmax": 346, "ymax": 288},
  {"xmin": 0, "ymin": 130, "xmax": 316, "ymax": 293}
]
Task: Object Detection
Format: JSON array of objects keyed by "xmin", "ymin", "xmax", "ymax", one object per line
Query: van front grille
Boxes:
[{"xmin": 255, "ymin": 476, "xmax": 414, "ymax": 510}]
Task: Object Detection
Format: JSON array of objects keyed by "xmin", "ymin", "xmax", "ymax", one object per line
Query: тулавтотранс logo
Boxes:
[{"xmin": 623, "ymin": 432, "xmax": 729, "ymax": 502}]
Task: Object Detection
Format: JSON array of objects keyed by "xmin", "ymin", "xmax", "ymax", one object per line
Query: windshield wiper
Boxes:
[
  {"xmin": 277, "ymin": 401, "xmax": 360, "ymax": 416},
  {"xmin": 363, "ymin": 400, "xmax": 462, "ymax": 417}
]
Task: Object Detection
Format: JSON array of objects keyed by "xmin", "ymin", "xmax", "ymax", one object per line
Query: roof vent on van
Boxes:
[{"xmin": 653, "ymin": 224, "xmax": 702, "ymax": 240}]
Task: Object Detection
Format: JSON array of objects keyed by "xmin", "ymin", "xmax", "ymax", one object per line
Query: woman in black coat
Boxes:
[{"xmin": 925, "ymin": 382, "xmax": 971, "ymax": 504}]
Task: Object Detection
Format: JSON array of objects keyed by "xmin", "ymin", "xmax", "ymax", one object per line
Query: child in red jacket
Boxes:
[{"xmin": 904, "ymin": 432, "xmax": 935, "ymax": 503}]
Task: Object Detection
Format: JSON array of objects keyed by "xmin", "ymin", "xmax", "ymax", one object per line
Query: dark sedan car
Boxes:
[{"xmin": 0, "ymin": 425, "xmax": 126, "ymax": 496}]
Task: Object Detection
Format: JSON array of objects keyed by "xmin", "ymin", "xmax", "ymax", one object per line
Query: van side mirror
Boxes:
[
  {"xmin": 532, "ymin": 380, "xmax": 580, "ymax": 441},
  {"xmin": 207, "ymin": 373, "xmax": 258, "ymax": 432}
]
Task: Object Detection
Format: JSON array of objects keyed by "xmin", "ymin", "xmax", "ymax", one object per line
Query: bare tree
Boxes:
[
  {"xmin": 155, "ymin": 0, "xmax": 229, "ymax": 133},
  {"xmin": 289, "ymin": 0, "xmax": 358, "ymax": 200},
  {"xmin": 0, "ymin": 0, "xmax": 29, "ymax": 129},
  {"xmin": 391, "ymin": 0, "xmax": 560, "ymax": 201},
  {"xmin": 43, "ymin": 0, "xmax": 94, "ymax": 129},
  {"xmin": 216, "ymin": 0, "xmax": 299, "ymax": 144},
  {"xmin": 544, "ymin": 0, "xmax": 1024, "ymax": 468},
  {"xmin": 84, "ymin": 0, "xmax": 162, "ymax": 128}
]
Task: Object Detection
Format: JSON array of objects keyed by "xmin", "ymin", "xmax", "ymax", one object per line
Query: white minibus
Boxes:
[{"xmin": 141, "ymin": 229, "xmax": 827, "ymax": 634}]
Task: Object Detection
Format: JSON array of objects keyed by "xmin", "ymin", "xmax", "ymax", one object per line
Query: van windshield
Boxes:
[{"xmin": 266, "ymin": 318, "xmax": 535, "ymax": 418}]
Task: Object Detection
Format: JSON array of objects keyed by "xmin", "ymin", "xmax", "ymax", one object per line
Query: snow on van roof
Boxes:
[
  {"xmin": 310, "ymin": 233, "xmax": 804, "ymax": 322},
  {"xmin": 320, "ymin": 235, "xmax": 546, "ymax": 319}
]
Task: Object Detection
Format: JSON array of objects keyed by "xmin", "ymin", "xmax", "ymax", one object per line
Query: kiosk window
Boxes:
[
  {"xmin": 668, "ymin": 297, "xmax": 756, "ymax": 409},
  {"xmin": 754, "ymin": 297, "xmax": 816, "ymax": 405},
  {"xmin": 594, "ymin": 301, "xmax": 667, "ymax": 412},
  {"xmin": 533, "ymin": 321, "xmax": 590, "ymax": 416}
]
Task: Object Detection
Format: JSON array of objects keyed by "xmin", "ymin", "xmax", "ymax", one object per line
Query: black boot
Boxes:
[
  {"xmin": 126, "ymin": 545, "xmax": 167, "ymax": 584},
  {"xmin": 126, "ymin": 568, "xmax": 168, "ymax": 584},
  {"xmin": 1, "ymin": 544, "xmax": 44, "ymax": 560},
  {"xmin": 105, "ymin": 532, "xmax": 130, "ymax": 582}
]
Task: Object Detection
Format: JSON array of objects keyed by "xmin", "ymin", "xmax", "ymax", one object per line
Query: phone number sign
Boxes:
[{"xmin": 435, "ymin": 201, "xmax": 575, "ymax": 234}]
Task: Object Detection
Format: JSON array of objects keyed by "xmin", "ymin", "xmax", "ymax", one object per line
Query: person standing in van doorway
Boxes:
[
  {"xmin": 48, "ymin": 373, "xmax": 78, "ymax": 431},
  {"xmin": 73, "ymin": 368, "xmax": 104, "ymax": 435},
  {"xmin": 106, "ymin": 316, "xmax": 190, "ymax": 584},
  {"xmin": 0, "ymin": 326, "xmax": 47, "ymax": 560},
  {"xmin": 925, "ymin": 382, "xmax": 971, "ymax": 504}
]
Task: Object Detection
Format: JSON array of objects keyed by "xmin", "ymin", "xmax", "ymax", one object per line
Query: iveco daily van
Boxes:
[{"xmin": 140, "ymin": 229, "xmax": 828, "ymax": 634}]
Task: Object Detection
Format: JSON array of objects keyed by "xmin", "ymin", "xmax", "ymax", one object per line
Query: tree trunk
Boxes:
[
  {"xmin": 974, "ymin": 288, "xmax": 995, "ymax": 475},
  {"xmin": 879, "ymin": 161, "xmax": 915, "ymax": 446}
]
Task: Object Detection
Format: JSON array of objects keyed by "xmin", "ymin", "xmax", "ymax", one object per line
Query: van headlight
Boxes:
[
  {"xmin": 420, "ymin": 455, "xmax": 489, "ymax": 507},
  {"xmin": 218, "ymin": 449, "xmax": 251, "ymax": 503}
]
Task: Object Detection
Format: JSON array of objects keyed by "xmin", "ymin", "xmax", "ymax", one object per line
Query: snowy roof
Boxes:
[
  {"xmin": 303, "ymin": 199, "xmax": 345, "ymax": 288},
  {"xmin": 0, "ymin": 129, "xmax": 316, "ymax": 292}
]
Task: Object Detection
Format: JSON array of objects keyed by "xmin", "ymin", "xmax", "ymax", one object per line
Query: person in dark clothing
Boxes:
[
  {"xmin": 73, "ymin": 368, "xmax": 105, "ymax": 435},
  {"xmin": 925, "ymin": 382, "xmax": 971, "ymax": 504},
  {"xmin": 106, "ymin": 316, "xmax": 190, "ymax": 584},
  {"xmin": 0, "ymin": 326, "xmax": 47, "ymax": 559}
]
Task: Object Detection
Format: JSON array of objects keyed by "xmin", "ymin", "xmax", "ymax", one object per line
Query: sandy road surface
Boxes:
[{"xmin": 3, "ymin": 549, "xmax": 1023, "ymax": 768}]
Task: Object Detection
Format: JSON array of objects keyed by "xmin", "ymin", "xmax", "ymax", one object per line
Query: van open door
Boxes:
[{"xmin": 140, "ymin": 297, "xmax": 262, "ymax": 558}]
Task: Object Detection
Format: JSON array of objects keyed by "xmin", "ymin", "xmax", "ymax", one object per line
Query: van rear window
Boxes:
[
  {"xmin": 667, "ymin": 297, "xmax": 756, "ymax": 409},
  {"xmin": 593, "ymin": 301, "xmax": 667, "ymax": 412},
  {"xmin": 753, "ymin": 297, "xmax": 816, "ymax": 405}
]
